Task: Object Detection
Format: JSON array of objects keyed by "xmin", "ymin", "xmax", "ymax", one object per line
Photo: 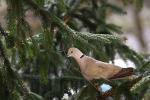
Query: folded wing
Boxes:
[{"xmin": 109, "ymin": 67, "xmax": 134, "ymax": 80}]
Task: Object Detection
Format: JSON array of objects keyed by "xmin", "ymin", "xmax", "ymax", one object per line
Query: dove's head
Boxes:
[{"xmin": 67, "ymin": 47, "xmax": 83, "ymax": 58}]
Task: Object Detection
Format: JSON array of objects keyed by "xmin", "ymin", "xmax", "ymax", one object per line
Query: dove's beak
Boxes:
[{"xmin": 67, "ymin": 55, "xmax": 71, "ymax": 58}]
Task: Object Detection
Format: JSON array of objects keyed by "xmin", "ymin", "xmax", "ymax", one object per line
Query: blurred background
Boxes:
[
  {"xmin": 1, "ymin": 0, "xmax": 150, "ymax": 53},
  {"xmin": 0, "ymin": 0, "xmax": 150, "ymax": 100}
]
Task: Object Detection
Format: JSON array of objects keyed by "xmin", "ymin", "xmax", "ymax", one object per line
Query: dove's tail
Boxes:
[{"xmin": 109, "ymin": 67, "xmax": 134, "ymax": 80}]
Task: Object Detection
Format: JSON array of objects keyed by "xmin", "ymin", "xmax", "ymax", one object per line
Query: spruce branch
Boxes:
[
  {"xmin": 0, "ymin": 24, "xmax": 8, "ymax": 37},
  {"xmin": 3, "ymin": 0, "xmax": 147, "ymax": 99},
  {"xmin": 79, "ymin": 32, "xmax": 121, "ymax": 44},
  {"xmin": 130, "ymin": 75, "xmax": 150, "ymax": 93},
  {"xmin": 0, "ymin": 26, "xmax": 29, "ymax": 98},
  {"xmin": 23, "ymin": 0, "xmax": 145, "ymax": 69},
  {"xmin": 21, "ymin": 74, "xmax": 84, "ymax": 80},
  {"xmin": 23, "ymin": 0, "xmax": 121, "ymax": 45},
  {"xmin": 117, "ymin": 44, "xmax": 145, "ymax": 67}
]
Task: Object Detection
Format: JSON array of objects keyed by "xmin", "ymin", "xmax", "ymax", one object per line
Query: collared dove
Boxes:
[{"xmin": 67, "ymin": 47, "xmax": 134, "ymax": 81}]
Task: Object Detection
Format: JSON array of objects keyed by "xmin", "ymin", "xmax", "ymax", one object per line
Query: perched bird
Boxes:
[{"xmin": 67, "ymin": 47, "xmax": 134, "ymax": 81}]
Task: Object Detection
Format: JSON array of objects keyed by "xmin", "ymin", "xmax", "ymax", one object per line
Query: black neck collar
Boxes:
[{"xmin": 80, "ymin": 54, "xmax": 84, "ymax": 58}]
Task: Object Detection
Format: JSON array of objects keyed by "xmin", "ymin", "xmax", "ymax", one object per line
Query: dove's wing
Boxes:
[
  {"xmin": 95, "ymin": 60, "xmax": 134, "ymax": 79},
  {"xmin": 81, "ymin": 57, "xmax": 111, "ymax": 80},
  {"xmin": 108, "ymin": 67, "xmax": 134, "ymax": 80},
  {"xmin": 82, "ymin": 57, "xmax": 121, "ymax": 79},
  {"xmin": 78, "ymin": 56, "xmax": 134, "ymax": 80},
  {"xmin": 95, "ymin": 61, "xmax": 122, "ymax": 79}
]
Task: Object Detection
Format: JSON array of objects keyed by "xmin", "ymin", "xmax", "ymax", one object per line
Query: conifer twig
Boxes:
[{"xmin": 0, "ymin": 26, "xmax": 29, "ymax": 97}]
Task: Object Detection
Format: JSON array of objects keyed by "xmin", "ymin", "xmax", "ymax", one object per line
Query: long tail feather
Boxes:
[{"xmin": 109, "ymin": 67, "xmax": 134, "ymax": 80}]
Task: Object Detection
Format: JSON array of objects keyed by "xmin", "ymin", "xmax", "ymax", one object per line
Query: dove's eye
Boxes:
[{"xmin": 71, "ymin": 51, "xmax": 73, "ymax": 53}]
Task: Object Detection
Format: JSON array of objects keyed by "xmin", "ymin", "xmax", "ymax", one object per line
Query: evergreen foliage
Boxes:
[{"xmin": 0, "ymin": 0, "xmax": 149, "ymax": 100}]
